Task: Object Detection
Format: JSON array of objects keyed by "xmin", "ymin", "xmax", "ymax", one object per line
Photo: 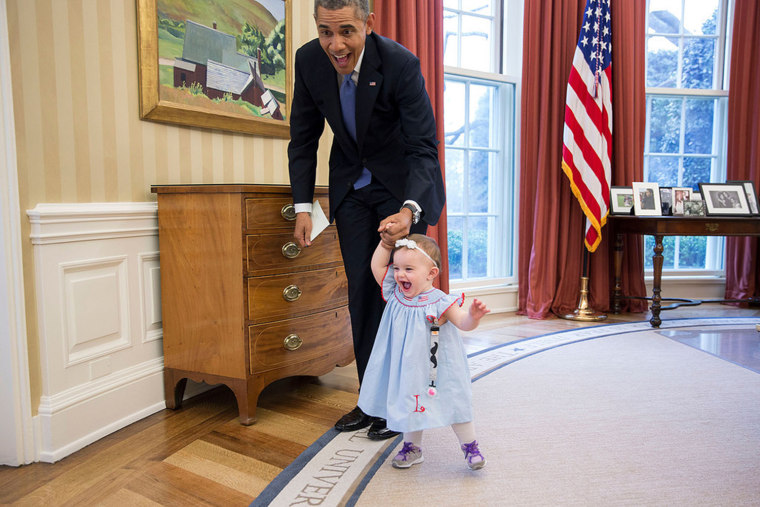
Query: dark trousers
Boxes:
[{"xmin": 334, "ymin": 180, "xmax": 427, "ymax": 386}]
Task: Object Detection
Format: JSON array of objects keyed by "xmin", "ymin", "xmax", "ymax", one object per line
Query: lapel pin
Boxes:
[{"xmin": 369, "ymin": 81, "xmax": 376, "ymax": 86}]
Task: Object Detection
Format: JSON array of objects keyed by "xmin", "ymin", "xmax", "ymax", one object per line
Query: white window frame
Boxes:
[
  {"xmin": 443, "ymin": 0, "xmax": 521, "ymax": 293},
  {"xmin": 643, "ymin": 0, "xmax": 734, "ymax": 277}
]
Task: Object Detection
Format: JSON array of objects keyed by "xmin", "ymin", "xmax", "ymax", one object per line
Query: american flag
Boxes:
[{"xmin": 561, "ymin": 0, "xmax": 612, "ymax": 252}]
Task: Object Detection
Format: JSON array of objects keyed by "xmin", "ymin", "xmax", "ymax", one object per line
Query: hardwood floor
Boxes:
[{"xmin": 2, "ymin": 307, "xmax": 758, "ymax": 506}]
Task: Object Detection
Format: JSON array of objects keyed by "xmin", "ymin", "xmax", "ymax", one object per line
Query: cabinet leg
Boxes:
[
  {"xmin": 226, "ymin": 378, "xmax": 260, "ymax": 426},
  {"xmin": 164, "ymin": 370, "xmax": 187, "ymax": 410}
]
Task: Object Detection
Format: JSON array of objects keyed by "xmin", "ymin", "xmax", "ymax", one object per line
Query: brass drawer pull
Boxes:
[
  {"xmin": 283, "ymin": 284, "xmax": 302, "ymax": 302},
  {"xmin": 282, "ymin": 242, "xmax": 302, "ymax": 259},
  {"xmin": 283, "ymin": 334, "xmax": 303, "ymax": 351},
  {"xmin": 281, "ymin": 204, "xmax": 296, "ymax": 221}
]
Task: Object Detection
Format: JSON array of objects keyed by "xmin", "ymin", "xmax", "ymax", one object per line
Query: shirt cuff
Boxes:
[{"xmin": 294, "ymin": 202, "xmax": 313, "ymax": 214}]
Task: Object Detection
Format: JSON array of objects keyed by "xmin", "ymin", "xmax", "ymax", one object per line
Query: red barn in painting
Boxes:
[{"xmin": 172, "ymin": 20, "xmax": 282, "ymax": 120}]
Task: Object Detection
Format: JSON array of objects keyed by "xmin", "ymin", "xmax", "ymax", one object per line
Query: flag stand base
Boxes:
[{"xmin": 560, "ymin": 276, "xmax": 607, "ymax": 321}]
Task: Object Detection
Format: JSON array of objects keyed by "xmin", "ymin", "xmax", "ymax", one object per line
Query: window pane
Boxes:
[
  {"xmin": 647, "ymin": 36, "xmax": 678, "ymax": 87},
  {"xmin": 647, "ymin": 156, "xmax": 678, "ymax": 186},
  {"xmin": 644, "ymin": 236, "xmax": 676, "ymax": 269},
  {"xmin": 462, "ymin": 0, "xmax": 491, "ymax": 13},
  {"xmin": 684, "ymin": 99, "xmax": 714, "ymax": 154},
  {"xmin": 447, "ymin": 216, "xmax": 463, "ymax": 280},
  {"xmin": 443, "ymin": 0, "xmax": 458, "ymax": 8},
  {"xmin": 678, "ymin": 236, "xmax": 708, "ymax": 269},
  {"xmin": 648, "ymin": 97, "xmax": 681, "ymax": 153},
  {"xmin": 461, "ymin": 15, "xmax": 491, "ymax": 72},
  {"xmin": 648, "ymin": 0, "xmax": 682, "ymax": 34},
  {"xmin": 443, "ymin": 11, "xmax": 459, "ymax": 67},
  {"xmin": 444, "ymin": 80, "xmax": 466, "ymax": 147},
  {"xmin": 469, "ymin": 84, "xmax": 495, "ymax": 148},
  {"xmin": 682, "ymin": 157, "xmax": 712, "ymax": 190},
  {"xmin": 469, "ymin": 150, "xmax": 490, "ymax": 213},
  {"xmin": 683, "ymin": 1, "xmax": 719, "ymax": 35},
  {"xmin": 467, "ymin": 217, "xmax": 488, "ymax": 278},
  {"xmin": 445, "ymin": 149, "xmax": 464, "ymax": 213},
  {"xmin": 682, "ymin": 37, "xmax": 715, "ymax": 89}
]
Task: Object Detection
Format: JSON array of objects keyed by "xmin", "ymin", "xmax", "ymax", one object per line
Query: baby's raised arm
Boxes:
[
  {"xmin": 442, "ymin": 298, "xmax": 490, "ymax": 332},
  {"xmin": 371, "ymin": 240, "xmax": 394, "ymax": 286}
]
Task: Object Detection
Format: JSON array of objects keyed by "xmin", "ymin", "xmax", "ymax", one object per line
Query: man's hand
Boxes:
[
  {"xmin": 294, "ymin": 212, "xmax": 313, "ymax": 247},
  {"xmin": 378, "ymin": 208, "xmax": 413, "ymax": 246}
]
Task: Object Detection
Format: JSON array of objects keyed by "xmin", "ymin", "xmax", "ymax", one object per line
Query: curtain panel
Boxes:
[
  {"xmin": 517, "ymin": 0, "xmax": 648, "ymax": 319},
  {"xmin": 374, "ymin": 0, "xmax": 450, "ymax": 293},
  {"xmin": 725, "ymin": 0, "xmax": 760, "ymax": 301}
]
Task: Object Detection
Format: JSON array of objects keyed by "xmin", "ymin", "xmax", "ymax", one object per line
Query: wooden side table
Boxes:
[{"xmin": 610, "ymin": 215, "xmax": 760, "ymax": 327}]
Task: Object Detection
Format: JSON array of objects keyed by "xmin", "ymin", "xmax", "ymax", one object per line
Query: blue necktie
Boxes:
[{"xmin": 340, "ymin": 73, "xmax": 371, "ymax": 189}]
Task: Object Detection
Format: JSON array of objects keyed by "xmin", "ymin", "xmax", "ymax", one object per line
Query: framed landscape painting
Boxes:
[{"xmin": 137, "ymin": 0, "xmax": 291, "ymax": 137}]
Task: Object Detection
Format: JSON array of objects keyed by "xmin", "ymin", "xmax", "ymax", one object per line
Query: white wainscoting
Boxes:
[{"xmin": 27, "ymin": 202, "xmax": 167, "ymax": 463}]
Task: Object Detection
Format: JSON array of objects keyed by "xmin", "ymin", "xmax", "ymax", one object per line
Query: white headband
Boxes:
[{"xmin": 395, "ymin": 238, "xmax": 437, "ymax": 266}]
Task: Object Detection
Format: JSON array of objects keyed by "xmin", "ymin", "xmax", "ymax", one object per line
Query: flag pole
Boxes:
[{"xmin": 561, "ymin": 223, "xmax": 607, "ymax": 322}]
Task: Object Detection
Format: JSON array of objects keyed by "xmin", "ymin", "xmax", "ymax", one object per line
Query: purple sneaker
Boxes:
[
  {"xmin": 461, "ymin": 440, "xmax": 486, "ymax": 470},
  {"xmin": 392, "ymin": 442, "xmax": 424, "ymax": 469}
]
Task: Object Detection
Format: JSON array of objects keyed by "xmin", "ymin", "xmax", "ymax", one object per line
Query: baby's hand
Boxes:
[
  {"xmin": 380, "ymin": 221, "xmax": 398, "ymax": 248},
  {"xmin": 469, "ymin": 298, "xmax": 490, "ymax": 321}
]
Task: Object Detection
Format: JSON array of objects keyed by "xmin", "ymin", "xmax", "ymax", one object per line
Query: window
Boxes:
[
  {"xmin": 644, "ymin": 0, "xmax": 732, "ymax": 272},
  {"xmin": 443, "ymin": 0, "xmax": 518, "ymax": 285}
]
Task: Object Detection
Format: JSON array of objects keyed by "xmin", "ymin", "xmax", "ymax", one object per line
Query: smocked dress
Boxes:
[{"xmin": 357, "ymin": 268, "xmax": 473, "ymax": 433}]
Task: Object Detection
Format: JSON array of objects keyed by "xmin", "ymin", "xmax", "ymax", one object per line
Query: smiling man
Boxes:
[{"xmin": 288, "ymin": 0, "xmax": 445, "ymax": 440}]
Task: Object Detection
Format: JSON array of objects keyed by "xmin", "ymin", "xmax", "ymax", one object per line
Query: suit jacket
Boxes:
[{"xmin": 288, "ymin": 32, "xmax": 445, "ymax": 225}]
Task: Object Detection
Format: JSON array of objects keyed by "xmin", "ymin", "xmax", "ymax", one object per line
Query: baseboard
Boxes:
[{"xmin": 34, "ymin": 359, "xmax": 166, "ymax": 463}]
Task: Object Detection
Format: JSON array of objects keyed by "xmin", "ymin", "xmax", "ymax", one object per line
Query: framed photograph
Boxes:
[
  {"xmin": 659, "ymin": 186, "xmax": 673, "ymax": 215},
  {"xmin": 610, "ymin": 186, "xmax": 634, "ymax": 215},
  {"xmin": 683, "ymin": 200, "xmax": 706, "ymax": 216},
  {"xmin": 699, "ymin": 183, "xmax": 752, "ymax": 216},
  {"xmin": 136, "ymin": 0, "xmax": 291, "ymax": 137},
  {"xmin": 632, "ymin": 182, "xmax": 662, "ymax": 216},
  {"xmin": 670, "ymin": 187, "xmax": 691, "ymax": 216},
  {"xmin": 727, "ymin": 180, "xmax": 759, "ymax": 215}
]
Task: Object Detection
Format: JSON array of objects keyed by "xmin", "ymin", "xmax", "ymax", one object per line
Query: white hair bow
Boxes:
[{"xmin": 395, "ymin": 238, "xmax": 435, "ymax": 265}]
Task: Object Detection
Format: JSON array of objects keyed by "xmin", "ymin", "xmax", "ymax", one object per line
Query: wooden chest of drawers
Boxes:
[{"xmin": 151, "ymin": 184, "xmax": 353, "ymax": 424}]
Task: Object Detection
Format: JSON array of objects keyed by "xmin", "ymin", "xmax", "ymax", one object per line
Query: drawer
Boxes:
[
  {"xmin": 249, "ymin": 306, "xmax": 352, "ymax": 373},
  {"xmin": 245, "ymin": 228, "xmax": 343, "ymax": 276},
  {"xmin": 245, "ymin": 197, "xmax": 330, "ymax": 230},
  {"xmin": 247, "ymin": 266, "xmax": 348, "ymax": 324}
]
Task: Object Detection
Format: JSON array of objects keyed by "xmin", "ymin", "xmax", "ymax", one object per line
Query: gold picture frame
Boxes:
[{"xmin": 136, "ymin": 0, "xmax": 291, "ymax": 137}]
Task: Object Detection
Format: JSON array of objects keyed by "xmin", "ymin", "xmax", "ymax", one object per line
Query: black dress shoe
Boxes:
[
  {"xmin": 367, "ymin": 417, "xmax": 400, "ymax": 440},
  {"xmin": 335, "ymin": 406, "xmax": 372, "ymax": 432}
]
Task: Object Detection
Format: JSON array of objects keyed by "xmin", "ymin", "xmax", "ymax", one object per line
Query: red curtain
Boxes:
[
  {"xmin": 518, "ymin": 0, "xmax": 648, "ymax": 318},
  {"xmin": 374, "ymin": 1, "xmax": 449, "ymax": 293},
  {"xmin": 724, "ymin": 0, "xmax": 760, "ymax": 301}
]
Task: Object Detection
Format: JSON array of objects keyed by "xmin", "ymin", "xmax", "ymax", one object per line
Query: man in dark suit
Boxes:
[{"xmin": 288, "ymin": 0, "xmax": 445, "ymax": 439}]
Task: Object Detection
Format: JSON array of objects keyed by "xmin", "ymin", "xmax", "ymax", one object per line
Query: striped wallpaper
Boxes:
[
  {"xmin": 7, "ymin": 0, "xmax": 331, "ymax": 208},
  {"xmin": 6, "ymin": 0, "xmax": 331, "ymax": 407}
]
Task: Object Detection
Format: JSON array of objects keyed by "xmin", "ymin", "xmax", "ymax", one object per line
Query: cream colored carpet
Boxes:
[{"xmin": 356, "ymin": 325, "xmax": 760, "ymax": 506}]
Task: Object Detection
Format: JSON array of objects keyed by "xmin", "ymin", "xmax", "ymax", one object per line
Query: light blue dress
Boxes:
[{"xmin": 358, "ymin": 269, "xmax": 473, "ymax": 433}]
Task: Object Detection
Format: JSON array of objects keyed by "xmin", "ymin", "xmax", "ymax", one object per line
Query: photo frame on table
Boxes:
[
  {"xmin": 727, "ymin": 180, "xmax": 760, "ymax": 215},
  {"xmin": 632, "ymin": 182, "xmax": 661, "ymax": 216},
  {"xmin": 610, "ymin": 186, "xmax": 634, "ymax": 215},
  {"xmin": 659, "ymin": 187, "xmax": 673, "ymax": 215},
  {"xmin": 136, "ymin": 0, "xmax": 291, "ymax": 137},
  {"xmin": 670, "ymin": 187, "xmax": 691, "ymax": 216},
  {"xmin": 699, "ymin": 183, "xmax": 752, "ymax": 216},
  {"xmin": 683, "ymin": 200, "xmax": 706, "ymax": 216}
]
